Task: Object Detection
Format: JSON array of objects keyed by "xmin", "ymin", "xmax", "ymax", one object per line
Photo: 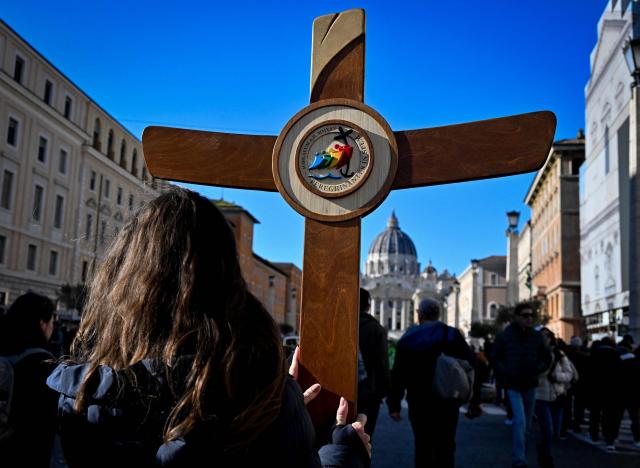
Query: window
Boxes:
[
  {"xmin": 107, "ymin": 130, "xmax": 114, "ymax": 159},
  {"xmin": 103, "ymin": 179, "xmax": 110, "ymax": 198},
  {"xmin": 54, "ymin": 195, "xmax": 64, "ymax": 229},
  {"xmin": 100, "ymin": 220, "xmax": 107, "ymax": 245},
  {"xmin": 89, "ymin": 171, "xmax": 97, "ymax": 191},
  {"xmin": 7, "ymin": 118, "xmax": 19, "ymax": 147},
  {"xmin": 93, "ymin": 118, "xmax": 101, "ymax": 151},
  {"xmin": 0, "ymin": 235, "xmax": 5, "ymax": 264},
  {"xmin": 13, "ymin": 56, "xmax": 24, "ymax": 83},
  {"xmin": 64, "ymin": 96, "xmax": 73, "ymax": 119},
  {"xmin": 32, "ymin": 185, "xmax": 44, "ymax": 222},
  {"xmin": 26, "ymin": 244, "xmax": 37, "ymax": 271},
  {"xmin": 58, "ymin": 149, "xmax": 68, "ymax": 174},
  {"xmin": 85, "ymin": 214, "xmax": 93, "ymax": 239},
  {"xmin": 48, "ymin": 251, "xmax": 58, "ymax": 276},
  {"xmin": 119, "ymin": 140, "xmax": 127, "ymax": 168},
  {"xmin": 44, "ymin": 80, "xmax": 53, "ymax": 105},
  {"xmin": 131, "ymin": 150, "xmax": 138, "ymax": 176},
  {"xmin": 37, "ymin": 136, "xmax": 48, "ymax": 163},
  {"xmin": 268, "ymin": 275, "xmax": 275, "ymax": 287},
  {"xmin": 490, "ymin": 273, "xmax": 498, "ymax": 286},
  {"xmin": 1, "ymin": 170, "xmax": 14, "ymax": 210},
  {"xmin": 81, "ymin": 260, "xmax": 88, "ymax": 283},
  {"xmin": 489, "ymin": 303, "xmax": 497, "ymax": 319},
  {"xmin": 116, "ymin": 187, "xmax": 122, "ymax": 205},
  {"xmin": 128, "ymin": 194, "xmax": 134, "ymax": 211}
]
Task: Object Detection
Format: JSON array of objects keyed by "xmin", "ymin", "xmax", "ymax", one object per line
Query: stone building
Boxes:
[
  {"xmin": 517, "ymin": 220, "xmax": 533, "ymax": 302},
  {"xmin": 447, "ymin": 256, "xmax": 507, "ymax": 338},
  {"xmin": 525, "ymin": 134, "xmax": 585, "ymax": 341},
  {"xmin": 361, "ymin": 211, "xmax": 455, "ymax": 339},
  {"xmin": 215, "ymin": 200, "xmax": 302, "ymax": 332},
  {"xmin": 0, "ymin": 18, "xmax": 169, "ymax": 306},
  {"xmin": 581, "ymin": 1, "xmax": 636, "ymax": 340}
]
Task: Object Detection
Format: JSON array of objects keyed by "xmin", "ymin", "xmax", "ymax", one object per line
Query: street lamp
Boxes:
[
  {"xmin": 506, "ymin": 210, "xmax": 520, "ymax": 232},
  {"xmin": 623, "ymin": 37, "xmax": 640, "ymax": 86}
]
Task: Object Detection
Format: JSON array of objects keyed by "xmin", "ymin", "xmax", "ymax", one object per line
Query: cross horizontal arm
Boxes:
[
  {"xmin": 142, "ymin": 126, "xmax": 277, "ymax": 191},
  {"xmin": 391, "ymin": 111, "xmax": 556, "ymax": 189}
]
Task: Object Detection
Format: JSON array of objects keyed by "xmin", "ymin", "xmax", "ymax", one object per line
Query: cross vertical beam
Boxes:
[{"xmin": 297, "ymin": 9, "xmax": 365, "ymax": 436}]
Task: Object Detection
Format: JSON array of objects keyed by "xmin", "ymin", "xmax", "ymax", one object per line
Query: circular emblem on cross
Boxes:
[
  {"xmin": 272, "ymin": 99, "xmax": 398, "ymax": 222},
  {"xmin": 295, "ymin": 121, "xmax": 373, "ymax": 198}
]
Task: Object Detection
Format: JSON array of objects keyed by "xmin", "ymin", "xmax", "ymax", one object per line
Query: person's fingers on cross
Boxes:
[
  {"xmin": 336, "ymin": 397, "xmax": 372, "ymax": 458},
  {"xmin": 288, "ymin": 346, "xmax": 321, "ymax": 404}
]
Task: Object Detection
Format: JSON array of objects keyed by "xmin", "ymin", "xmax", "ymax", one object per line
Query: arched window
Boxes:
[
  {"xmin": 119, "ymin": 140, "xmax": 127, "ymax": 168},
  {"xmin": 131, "ymin": 149, "xmax": 138, "ymax": 176},
  {"xmin": 142, "ymin": 166, "xmax": 148, "ymax": 182},
  {"xmin": 107, "ymin": 130, "xmax": 114, "ymax": 159},
  {"xmin": 93, "ymin": 118, "xmax": 101, "ymax": 151}
]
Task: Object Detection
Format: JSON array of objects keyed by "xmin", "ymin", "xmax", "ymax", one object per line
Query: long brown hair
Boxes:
[{"xmin": 71, "ymin": 187, "xmax": 286, "ymax": 449}]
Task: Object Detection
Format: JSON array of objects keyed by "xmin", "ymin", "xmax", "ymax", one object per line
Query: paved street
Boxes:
[{"xmin": 371, "ymin": 403, "xmax": 640, "ymax": 468}]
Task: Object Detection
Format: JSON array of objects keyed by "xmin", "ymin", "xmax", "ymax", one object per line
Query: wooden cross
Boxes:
[{"xmin": 142, "ymin": 9, "xmax": 555, "ymax": 436}]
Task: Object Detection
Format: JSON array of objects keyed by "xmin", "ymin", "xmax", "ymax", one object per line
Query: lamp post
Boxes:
[
  {"xmin": 471, "ymin": 259, "xmax": 479, "ymax": 323},
  {"xmin": 505, "ymin": 210, "xmax": 520, "ymax": 305},
  {"xmin": 623, "ymin": 32, "xmax": 640, "ymax": 343}
]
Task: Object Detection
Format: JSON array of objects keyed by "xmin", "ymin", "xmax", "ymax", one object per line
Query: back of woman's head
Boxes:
[
  {"xmin": 0, "ymin": 291, "xmax": 54, "ymax": 354},
  {"xmin": 72, "ymin": 187, "xmax": 285, "ymax": 447}
]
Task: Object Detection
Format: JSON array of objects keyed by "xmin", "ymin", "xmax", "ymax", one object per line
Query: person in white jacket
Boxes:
[{"xmin": 534, "ymin": 327, "xmax": 578, "ymax": 468}]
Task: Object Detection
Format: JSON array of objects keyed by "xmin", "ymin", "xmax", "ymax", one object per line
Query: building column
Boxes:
[
  {"xmin": 630, "ymin": 85, "xmax": 640, "ymax": 342},
  {"xmin": 506, "ymin": 229, "xmax": 519, "ymax": 305},
  {"xmin": 401, "ymin": 300, "xmax": 407, "ymax": 330},
  {"xmin": 391, "ymin": 300, "xmax": 398, "ymax": 330},
  {"xmin": 370, "ymin": 297, "xmax": 377, "ymax": 317},
  {"xmin": 379, "ymin": 300, "xmax": 385, "ymax": 328}
]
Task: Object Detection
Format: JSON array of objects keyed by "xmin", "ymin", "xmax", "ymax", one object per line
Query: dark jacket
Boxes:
[
  {"xmin": 358, "ymin": 313, "xmax": 390, "ymax": 402},
  {"xmin": 492, "ymin": 324, "xmax": 551, "ymax": 392},
  {"xmin": 587, "ymin": 343, "xmax": 621, "ymax": 400},
  {"xmin": 46, "ymin": 359, "xmax": 368, "ymax": 468},
  {"xmin": 386, "ymin": 321, "xmax": 474, "ymax": 413},
  {"xmin": 0, "ymin": 349, "xmax": 58, "ymax": 468}
]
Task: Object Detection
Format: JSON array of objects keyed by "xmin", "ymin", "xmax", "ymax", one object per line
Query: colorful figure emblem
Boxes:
[{"xmin": 296, "ymin": 122, "xmax": 373, "ymax": 198}]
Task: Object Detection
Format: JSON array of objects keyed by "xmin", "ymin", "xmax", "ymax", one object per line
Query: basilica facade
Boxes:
[{"xmin": 361, "ymin": 211, "xmax": 456, "ymax": 340}]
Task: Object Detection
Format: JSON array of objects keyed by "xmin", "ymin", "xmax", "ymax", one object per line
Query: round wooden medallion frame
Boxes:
[
  {"xmin": 294, "ymin": 119, "xmax": 374, "ymax": 199},
  {"xmin": 272, "ymin": 99, "xmax": 398, "ymax": 223}
]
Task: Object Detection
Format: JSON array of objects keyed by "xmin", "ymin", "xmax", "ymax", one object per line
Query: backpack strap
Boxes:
[{"xmin": 7, "ymin": 348, "xmax": 52, "ymax": 366}]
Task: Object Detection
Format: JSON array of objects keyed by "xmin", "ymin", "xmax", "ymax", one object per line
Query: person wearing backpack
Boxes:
[
  {"xmin": 386, "ymin": 298, "xmax": 477, "ymax": 468},
  {"xmin": 0, "ymin": 292, "xmax": 58, "ymax": 467}
]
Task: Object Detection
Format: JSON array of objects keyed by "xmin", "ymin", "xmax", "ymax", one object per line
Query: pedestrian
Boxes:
[
  {"xmin": 45, "ymin": 188, "xmax": 370, "ymax": 468},
  {"xmin": 564, "ymin": 336, "xmax": 589, "ymax": 433},
  {"xmin": 587, "ymin": 337, "xmax": 620, "ymax": 449},
  {"xmin": 534, "ymin": 327, "xmax": 577, "ymax": 468},
  {"xmin": 608, "ymin": 341, "xmax": 640, "ymax": 448},
  {"xmin": 357, "ymin": 288, "xmax": 390, "ymax": 439},
  {"xmin": 0, "ymin": 292, "xmax": 58, "ymax": 468},
  {"xmin": 387, "ymin": 298, "xmax": 478, "ymax": 468},
  {"xmin": 492, "ymin": 302, "xmax": 552, "ymax": 468}
]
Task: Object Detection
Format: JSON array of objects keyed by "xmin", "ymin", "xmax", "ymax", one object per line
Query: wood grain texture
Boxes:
[
  {"xmin": 392, "ymin": 111, "xmax": 557, "ymax": 189},
  {"xmin": 141, "ymin": 126, "xmax": 277, "ymax": 191},
  {"xmin": 298, "ymin": 217, "xmax": 360, "ymax": 437},
  {"xmin": 310, "ymin": 9, "xmax": 365, "ymax": 102}
]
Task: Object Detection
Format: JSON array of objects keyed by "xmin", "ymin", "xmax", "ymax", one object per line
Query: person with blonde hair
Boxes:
[{"xmin": 46, "ymin": 187, "xmax": 370, "ymax": 467}]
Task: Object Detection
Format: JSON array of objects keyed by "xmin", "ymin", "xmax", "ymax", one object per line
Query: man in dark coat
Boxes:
[
  {"xmin": 492, "ymin": 303, "xmax": 551, "ymax": 468},
  {"xmin": 386, "ymin": 298, "xmax": 475, "ymax": 468},
  {"xmin": 357, "ymin": 288, "xmax": 390, "ymax": 439}
]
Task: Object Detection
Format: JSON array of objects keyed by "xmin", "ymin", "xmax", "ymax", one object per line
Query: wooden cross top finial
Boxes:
[{"xmin": 142, "ymin": 9, "xmax": 555, "ymax": 436}]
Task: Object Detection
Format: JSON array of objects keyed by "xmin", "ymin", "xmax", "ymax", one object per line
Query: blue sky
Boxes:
[{"xmin": 2, "ymin": 1, "xmax": 609, "ymax": 274}]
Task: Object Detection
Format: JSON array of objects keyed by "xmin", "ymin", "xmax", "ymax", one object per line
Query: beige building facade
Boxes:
[
  {"xmin": 0, "ymin": 19, "xmax": 169, "ymax": 307},
  {"xmin": 525, "ymin": 135, "xmax": 585, "ymax": 341}
]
